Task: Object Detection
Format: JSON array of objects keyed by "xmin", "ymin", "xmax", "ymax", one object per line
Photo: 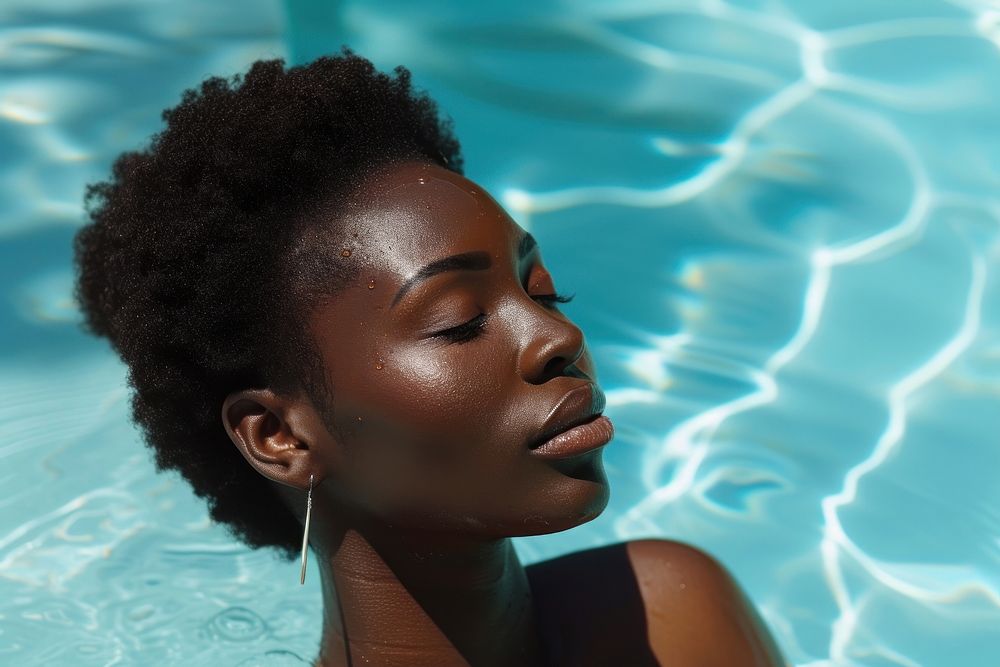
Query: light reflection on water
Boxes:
[{"xmin": 2, "ymin": 0, "xmax": 999, "ymax": 664}]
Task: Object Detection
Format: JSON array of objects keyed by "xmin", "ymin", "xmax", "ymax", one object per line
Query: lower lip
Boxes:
[{"xmin": 529, "ymin": 415, "xmax": 614, "ymax": 460}]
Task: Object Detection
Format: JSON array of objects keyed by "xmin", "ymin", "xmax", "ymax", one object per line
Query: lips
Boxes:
[{"xmin": 529, "ymin": 383, "xmax": 608, "ymax": 452}]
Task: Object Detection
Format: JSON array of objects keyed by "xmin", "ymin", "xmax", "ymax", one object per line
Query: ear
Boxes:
[{"xmin": 220, "ymin": 388, "xmax": 331, "ymax": 490}]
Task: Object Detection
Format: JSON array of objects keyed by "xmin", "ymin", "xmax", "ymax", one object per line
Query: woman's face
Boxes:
[{"xmin": 306, "ymin": 160, "xmax": 611, "ymax": 538}]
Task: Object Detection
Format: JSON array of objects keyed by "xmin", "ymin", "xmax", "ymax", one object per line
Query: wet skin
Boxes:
[{"xmin": 221, "ymin": 160, "xmax": 786, "ymax": 666}]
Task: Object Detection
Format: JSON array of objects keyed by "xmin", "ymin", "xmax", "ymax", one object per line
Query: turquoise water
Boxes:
[{"xmin": 3, "ymin": 0, "xmax": 1000, "ymax": 664}]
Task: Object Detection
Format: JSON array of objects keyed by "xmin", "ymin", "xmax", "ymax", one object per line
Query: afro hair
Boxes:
[{"xmin": 73, "ymin": 47, "xmax": 464, "ymax": 560}]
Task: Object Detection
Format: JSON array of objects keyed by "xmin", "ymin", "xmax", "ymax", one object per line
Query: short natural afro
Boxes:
[{"xmin": 73, "ymin": 48, "xmax": 464, "ymax": 560}]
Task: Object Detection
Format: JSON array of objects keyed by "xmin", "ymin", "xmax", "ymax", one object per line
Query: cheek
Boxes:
[
  {"xmin": 332, "ymin": 344, "xmax": 514, "ymax": 503},
  {"xmin": 388, "ymin": 346, "xmax": 500, "ymax": 430}
]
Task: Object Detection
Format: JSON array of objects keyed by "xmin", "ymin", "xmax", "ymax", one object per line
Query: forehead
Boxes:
[
  {"xmin": 345, "ymin": 161, "xmax": 521, "ymax": 278},
  {"xmin": 303, "ymin": 161, "xmax": 530, "ymax": 385}
]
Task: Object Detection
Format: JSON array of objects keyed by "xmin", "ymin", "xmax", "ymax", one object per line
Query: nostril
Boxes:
[{"xmin": 542, "ymin": 356, "xmax": 567, "ymax": 378}]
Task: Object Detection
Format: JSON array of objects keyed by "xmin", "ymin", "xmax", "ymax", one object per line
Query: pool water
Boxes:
[{"xmin": 2, "ymin": 0, "xmax": 1000, "ymax": 664}]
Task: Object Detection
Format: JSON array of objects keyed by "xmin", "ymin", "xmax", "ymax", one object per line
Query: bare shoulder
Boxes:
[{"xmin": 625, "ymin": 539, "xmax": 788, "ymax": 667}]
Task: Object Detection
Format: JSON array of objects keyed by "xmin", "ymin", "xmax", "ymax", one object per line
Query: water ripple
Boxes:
[{"xmin": 5, "ymin": 0, "xmax": 1000, "ymax": 664}]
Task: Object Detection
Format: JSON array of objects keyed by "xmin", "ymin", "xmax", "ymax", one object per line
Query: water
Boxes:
[{"xmin": 2, "ymin": 0, "xmax": 1000, "ymax": 664}]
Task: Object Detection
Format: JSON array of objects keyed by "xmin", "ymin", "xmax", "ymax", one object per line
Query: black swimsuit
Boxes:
[{"xmin": 525, "ymin": 542, "xmax": 661, "ymax": 667}]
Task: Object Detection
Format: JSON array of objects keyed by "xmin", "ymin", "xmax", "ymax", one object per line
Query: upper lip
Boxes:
[{"xmin": 529, "ymin": 383, "xmax": 607, "ymax": 450}]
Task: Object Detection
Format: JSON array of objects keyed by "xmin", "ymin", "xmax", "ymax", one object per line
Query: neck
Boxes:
[{"xmin": 311, "ymin": 522, "xmax": 548, "ymax": 667}]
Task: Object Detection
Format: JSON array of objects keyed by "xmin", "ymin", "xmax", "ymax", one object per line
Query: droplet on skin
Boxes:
[
  {"xmin": 375, "ymin": 359, "xmax": 384, "ymax": 370},
  {"xmin": 367, "ymin": 279, "xmax": 376, "ymax": 289},
  {"xmin": 341, "ymin": 248, "xmax": 351, "ymax": 257},
  {"xmin": 356, "ymin": 416, "xmax": 363, "ymax": 422}
]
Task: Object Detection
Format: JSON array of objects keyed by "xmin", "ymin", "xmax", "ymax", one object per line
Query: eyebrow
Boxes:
[{"xmin": 390, "ymin": 231, "xmax": 537, "ymax": 308}]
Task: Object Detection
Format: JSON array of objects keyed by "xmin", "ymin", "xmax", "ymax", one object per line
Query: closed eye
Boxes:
[
  {"xmin": 533, "ymin": 292, "xmax": 574, "ymax": 308},
  {"xmin": 434, "ymin": 313, "xmax": 488, "ymax": 343},
  {"xmin": 432, "ymin": 293, "xmax": 574, "ymax": 344}
]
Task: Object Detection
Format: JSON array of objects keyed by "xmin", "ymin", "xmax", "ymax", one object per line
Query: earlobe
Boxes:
[{"xmin": 220, "ymin": 389, "xmax": 315, "ymax": 488}]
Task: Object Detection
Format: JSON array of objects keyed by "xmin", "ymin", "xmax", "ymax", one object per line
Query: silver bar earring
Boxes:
[{"xmin": 299, "ymin": 473, "xmax": 314, "ymax": 585}]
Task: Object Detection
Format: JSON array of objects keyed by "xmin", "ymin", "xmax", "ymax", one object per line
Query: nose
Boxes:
[{"xmin": 517, "ymin": 303, "xmax": 587, "ymax": 384}]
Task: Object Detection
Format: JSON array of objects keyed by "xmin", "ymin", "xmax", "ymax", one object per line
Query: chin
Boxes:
[
  {"xmin": 430, "ymin": 455, "xmax": 613, "ymax": 538},
  {"xmin": 518, "ymin": 460, "xmax": 612, "ymax": 536}
]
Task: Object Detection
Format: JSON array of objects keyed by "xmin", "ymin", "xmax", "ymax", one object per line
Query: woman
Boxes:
[{"xmin": 73, "ymin": 48, "xmax": 785, "ymax": 667}]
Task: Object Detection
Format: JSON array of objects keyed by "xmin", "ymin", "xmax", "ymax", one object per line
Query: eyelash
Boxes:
[{"xmin": 435, "ymin": 292, "xmax": 575, "ymax": 344}]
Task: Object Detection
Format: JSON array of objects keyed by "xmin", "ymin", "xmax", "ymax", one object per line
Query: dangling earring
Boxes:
[{"xmin": 299, "ymin": 473, "xmax": 314, "ymax": 585}]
